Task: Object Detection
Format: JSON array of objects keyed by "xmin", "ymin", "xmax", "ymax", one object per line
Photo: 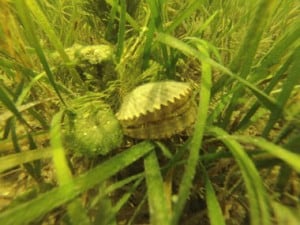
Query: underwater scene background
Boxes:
[{"xmin": 0, "ymin": 1, "xmax": 300, "ymax": 224}]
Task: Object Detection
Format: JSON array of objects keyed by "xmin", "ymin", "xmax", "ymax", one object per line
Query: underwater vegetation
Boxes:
[{"xmin": 0, "ymin": 0, "xmax": 300, "ymax": 225}]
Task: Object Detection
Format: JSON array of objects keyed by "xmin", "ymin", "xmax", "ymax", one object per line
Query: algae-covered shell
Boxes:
[
  {"xmin": 116, "ymin": 81, "xmax": 197, "ymax": 139},
  {"xmin": 64, "ymin": 104, "xmax": 123, "ymax": 156}
]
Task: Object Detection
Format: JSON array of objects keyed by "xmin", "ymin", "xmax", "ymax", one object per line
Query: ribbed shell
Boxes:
[
  {"xmin": 116, "ymin": 81, "xmax": 192, "ymax": 121},
  {"xmin": 116, "ymin": 81, "xmax": 196, "ymax": 139},
  {"xmin": 122, "ymin": 99, "xmax": 197, "ymax": 139}
]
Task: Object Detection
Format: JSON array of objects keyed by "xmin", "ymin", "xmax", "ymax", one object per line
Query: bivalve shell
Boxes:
[{"xmin": 116, "ymin": 81, "xmax": 197, "ymax": 139}]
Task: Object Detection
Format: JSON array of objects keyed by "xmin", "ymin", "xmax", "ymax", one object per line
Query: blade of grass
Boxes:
[
  {"xmin": 25, "ymin": 0, "xmax": 68, "ymax": 61},
  {"xmin": 0, "ymin": 148, "xmax": 52, "ymax": 173},
  {"xmin": 50, "ymin": 111, "xmax": 90, "ymax": 225},
  {"xmin": 16, "ymin": 72, "xmax": 46, "ymax": 105},
  {"xmin": 165, "ymin": 0, "xmax": 203, "ymax": 33},
  {"xmin": 28, "ymin": 107, "xmax": 49, "ymax": 130},
  {"xmin": 91, "ymin": 173, "xmax": 144, "ymax": 224},
  {"xmin": 194, "ymin": 10, "xmax": 220, "ymax": 37},
  {"xmin": 50, "ymin": 111, "xmax": 72, "ymax": 184},
  {"xmin": 116, "ymin": 0, "xmax": 126, "ymax": 62},
  {"xmin": 237, "ymin": 51, "xmax": 294, "ymax": 130},
  {"xmin": 106, "ymin": 0, "xmax": 118, "ymax": 42},
  {"xmin": 14, "ymin": 0, "xmax": 65, "ymax": 104},
  {"xmin": 252, "ymin": 21, "xmax": 300, "ymax": 82},
  {"xmin": 62, "ymin": 0, "xmax": 79, "ymax": 46},
  {"xmin": 274, "ymin": 103, "xmax": 300, "ymax": 143},
  {"xmin": 262, "ymin": 46, "xmax": 300, "ymax": 137},
  {"xmin": 144, "ymin": 150, "xmax": 171, "ymax": 225},
  {"xmin": 10, "ymin": 118, "xmax": 39, "ymax": 179},
  {"xmin": 218, "ymin": 0, "xmax": 278, "ymax": 127},
  {"xmin": 236, "ymin": 136, "xmax": 300, "ymax": 173},
  {"xmin": 142, "ymin": 10, "xmax": 155, "ymax": 70},
  {"xmin": 171, "ymin": 43, "xmax": 211, "ymax": 225},
  {"xmin": 0, "ymin": 141, "xmax": 155, "ymax": 225},
  {"xmin": 235, "ymin": 19, "xmax": 300, "ymax": 130},
  {"xmin": 275, "ymin": 135, "xmax": 300, "ymax": 192},
  {"xmin": 105, "ymin": 0, "xmax": 139, "ymax": 31},
  {"xmin": 146, "ymin": 0, "xmax": 173, "ymax": 77},
  {"xmin": 93, "ymin": 182, "xmax": 117, "ymax": 225},
  {"xmin": 149, "ymin": 0, "xmax": 167, "ymax": 31},
  {"xmin": 108, "ymin": 179, "xmax": 143, "ymax": 225},
  {"xmin": 213, "ymin": 14, "xmax": 300, "ymax": 94},
  {"xmin": 207, "ymin": 127, "xmax": 271, "ymax": 225},
  {"xmin": 272, "ymin": 201, "xmax": 300, "ymax": 224},
  {"xmin": 127, "ymin": 194, "xmax": 147, "ymax": 225},
  {"xmin": 155, "ymin": 32, "xmax": 279, "ymax": 111},
  {"xmin": 0, "ymin": 85, "xmax": 32, "ymax": 129},
  {"xmin": 25, "ymin": 0, "xmax": 84, "ymax": 88},
  {"xmin": 201, "ymin": 163, "xmax": 226, "ymax": 225},
  {"xmin": 230, "ymin": 0, "xmax": 278, "ymax": 78},
  {"xmin": 0, "ymin": 98, "xmax": 53, "ymax": 123}
]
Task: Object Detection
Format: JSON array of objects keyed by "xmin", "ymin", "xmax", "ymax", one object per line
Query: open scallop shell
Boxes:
[{"xmin": 116, "ymin": 81, "xmax": 197, "ymax": 139}]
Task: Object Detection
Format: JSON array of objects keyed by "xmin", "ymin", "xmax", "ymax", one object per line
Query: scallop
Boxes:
[{"xmin": 116, "ymin": 81, "xmax": 197, "ymax": 139}]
